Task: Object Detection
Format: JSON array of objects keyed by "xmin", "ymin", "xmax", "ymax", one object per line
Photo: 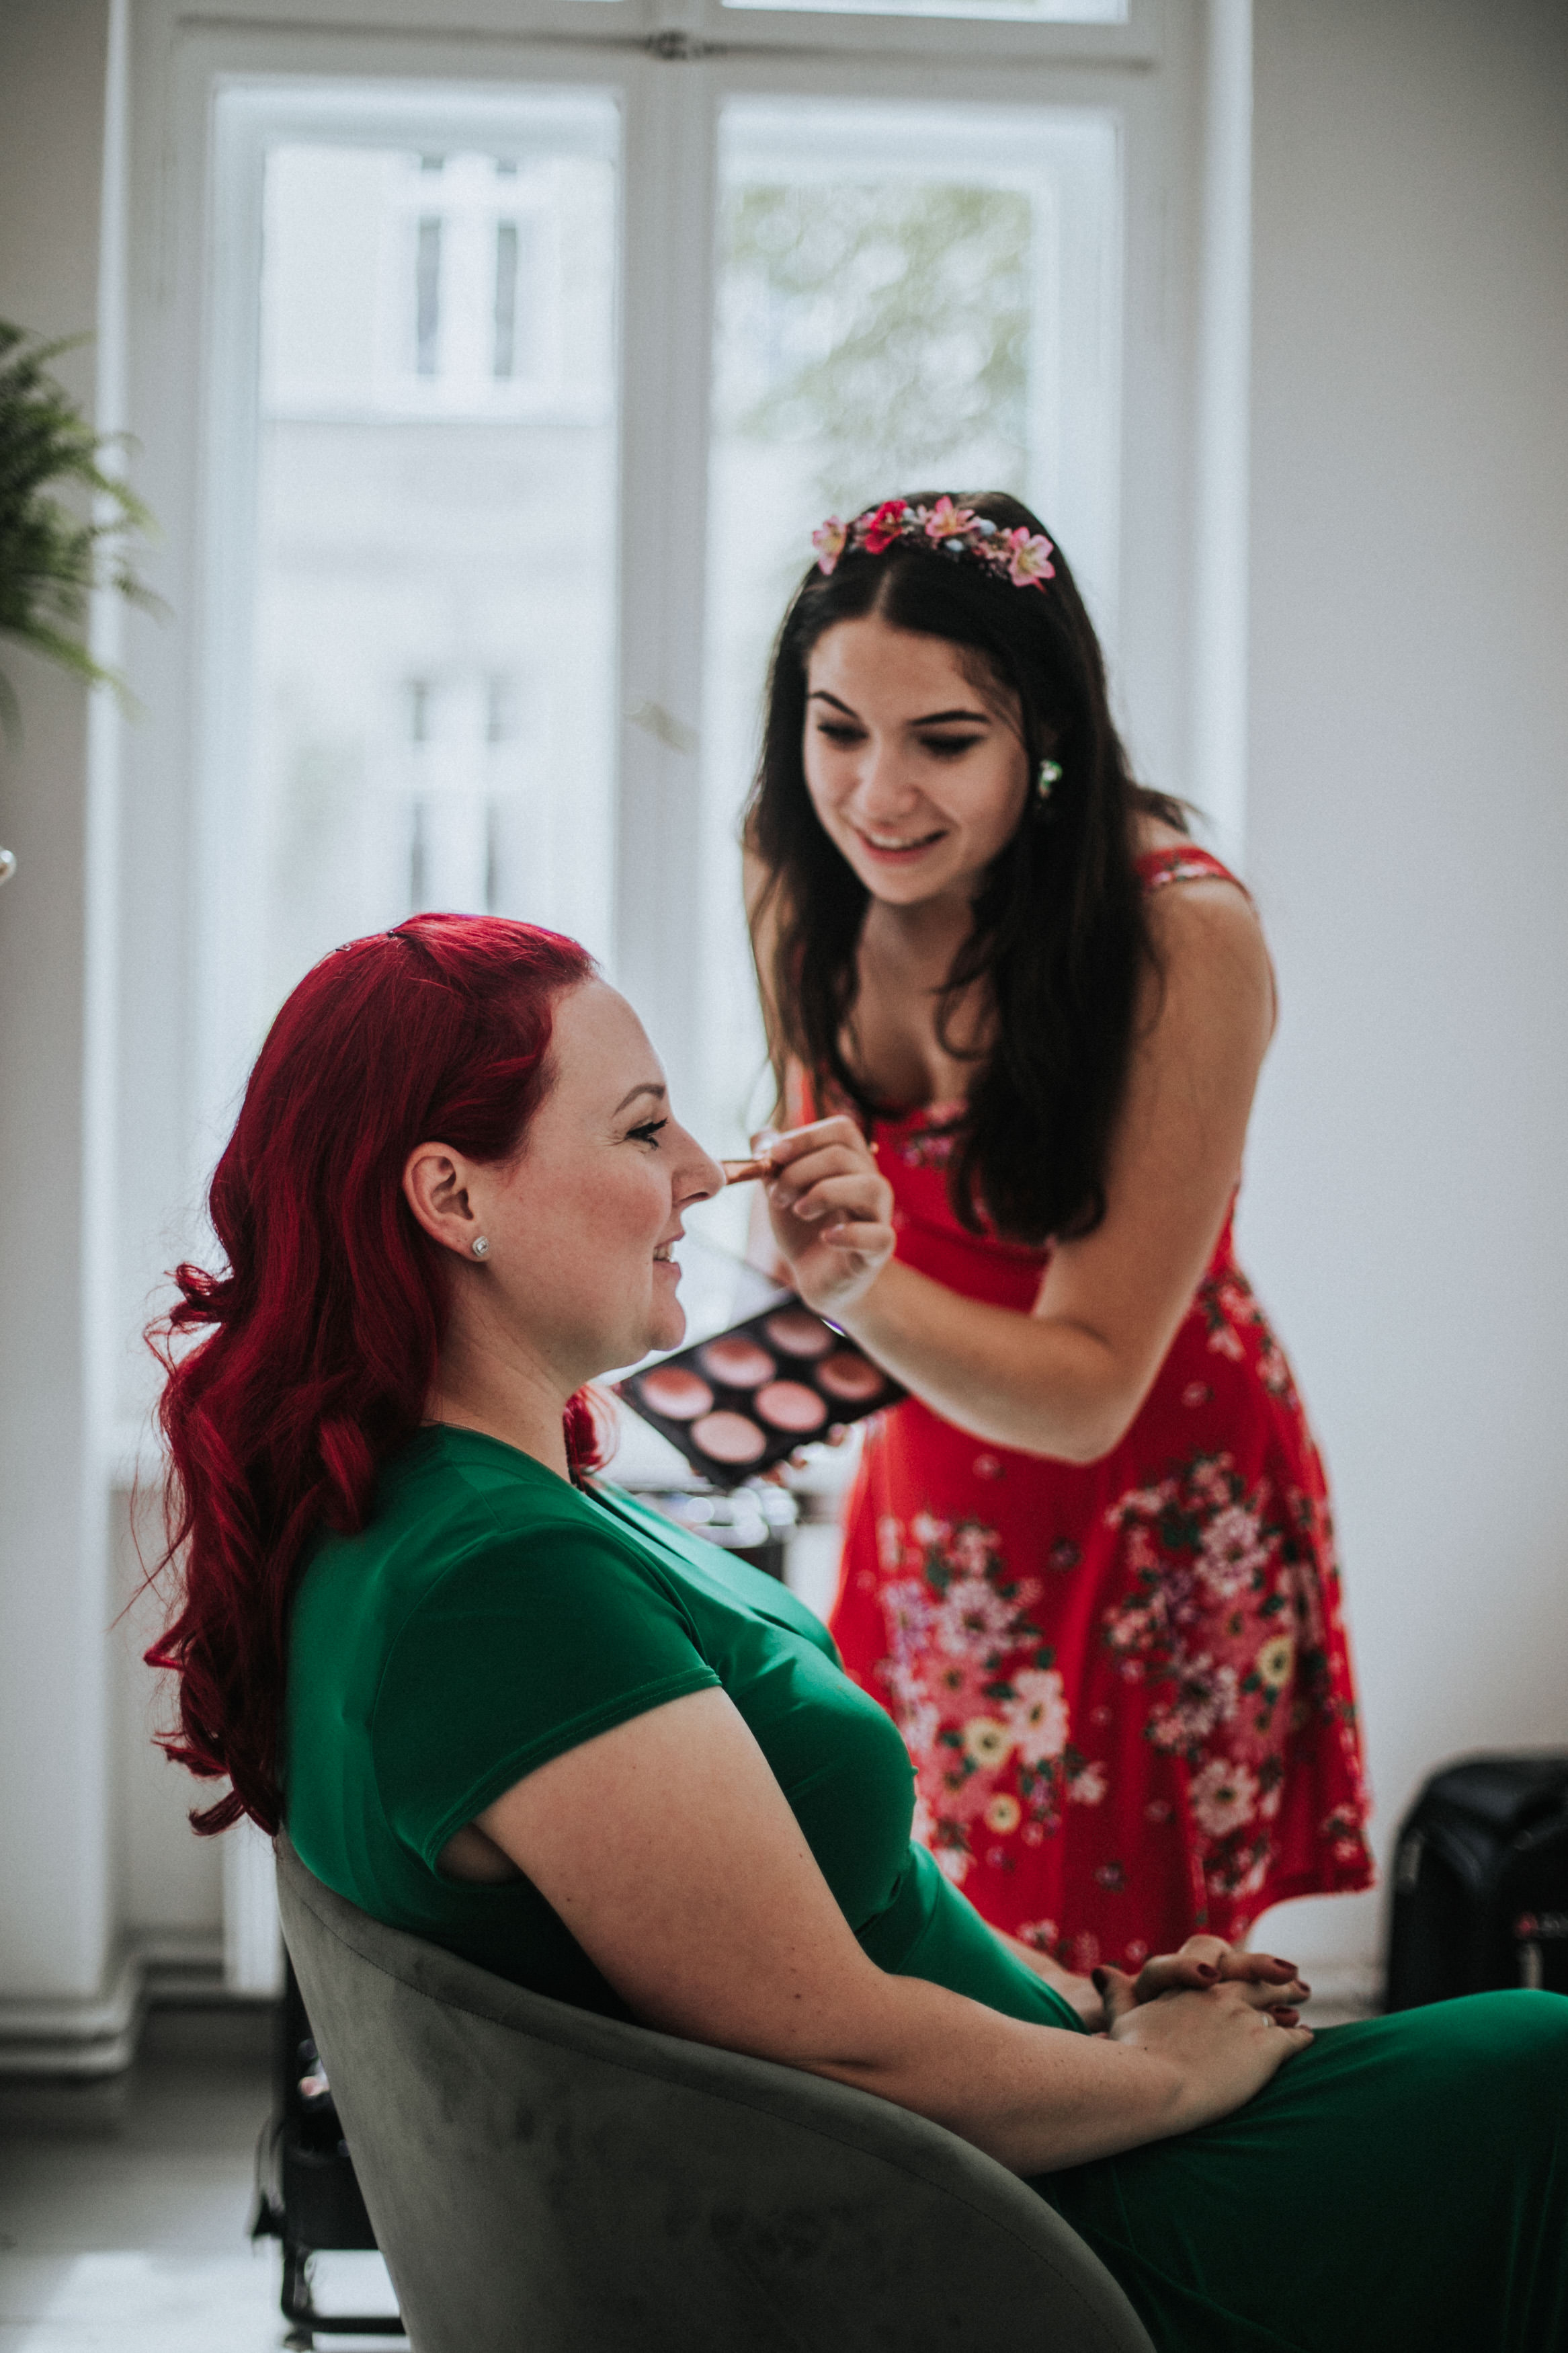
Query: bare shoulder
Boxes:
[
  {"xmin": 1132, "ymin": 811, "xmax": 1194, "ymax": 858},
  {"xmin": 1139, "ymin": 865, "xmax": 1275, "ymax": 1058},
  {"xmin": 1148, "ymin": 875, "xmax": 1270, "ymax": 992},
  {"xmin": 1145, "ymin": 863, "xmax": 1265, "ymax": 953},
  {"xmin": 1147, "ymin": 899, "xmax": 1278, "ymax": 1092},
  {"xmin": 1131, "ymin": 817, "xmax": 1268, "ymax": 969},
  {"xmin": 1134, "ymin": 817, "xmax": 1253, "ymax": 905}
]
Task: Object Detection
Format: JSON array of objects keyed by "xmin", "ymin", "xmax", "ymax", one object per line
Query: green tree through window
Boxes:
[{"xmin": 717, "ymin": 180, "xmax": 1034, "ymax": 518}]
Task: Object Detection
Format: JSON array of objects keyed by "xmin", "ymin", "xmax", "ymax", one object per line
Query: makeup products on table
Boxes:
[
  {"xmin": 641, "ymin": 1484, "xmax": 797, "ymax": 1581},
  {"xmin": 615, "ymin": 1291, "xmax": 904, "ymax": 1490}
]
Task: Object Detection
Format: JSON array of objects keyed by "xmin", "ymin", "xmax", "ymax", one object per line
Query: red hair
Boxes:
[{"xmin": 145, "ymin": 913, "xmax": 601, "ymax": 1837}]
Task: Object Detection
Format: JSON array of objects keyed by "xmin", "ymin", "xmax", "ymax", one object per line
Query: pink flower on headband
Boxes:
[
  {"xmin": 1005, "ymin": 528, "xmax": 1056, "ymax": 589},
  {"xmin": 812, "ymin": 516, "xmax": 848, "ymax": 575},
  {"xmin": 862, "ymin": 500, "xmax": 910, "ymax": 555},
  {"xmin": 808, "ymin": 499, "xmax": 1059, "ymax": 596},
  {"xmin": 922, "ymin": 497, "xmax": 977, "ymax": 542}
]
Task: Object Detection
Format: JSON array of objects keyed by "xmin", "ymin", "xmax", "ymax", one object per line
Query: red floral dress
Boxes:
[{"xmin": 826, "ymin": 846, "xmax": 1373, "ymax": 1970}]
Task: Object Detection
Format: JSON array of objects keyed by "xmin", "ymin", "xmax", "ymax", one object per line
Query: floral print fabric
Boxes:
[{"xmin": 827, "ymin": 848, "xmax": 1373, "ymax": 1967}]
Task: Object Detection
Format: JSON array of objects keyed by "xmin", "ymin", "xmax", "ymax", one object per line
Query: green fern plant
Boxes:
[{"xmin": 0, "ymin": 319, "xmax": 160, "ymax": 738}]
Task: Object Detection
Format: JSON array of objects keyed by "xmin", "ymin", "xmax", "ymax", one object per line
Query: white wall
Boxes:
[
  {"xmin": 0, "ymin": 0, "xmax": 116, "ymax": 2008},
  {"xmin": 3, "ymin": 0, "xmax": 1566, "ymax": 2021},
  {"xmin": 1242, "ymin": 0, "xmax": 1568, "ymax": 1972},
  {"xmin": 112, "ymin": 1494, "xmax": 224, "ymax": 1942}
]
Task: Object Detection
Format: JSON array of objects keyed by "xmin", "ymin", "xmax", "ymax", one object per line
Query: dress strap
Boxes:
[{"xmin": 1137, "ymin": 844, "xmax": 1251, "ymax": 902}]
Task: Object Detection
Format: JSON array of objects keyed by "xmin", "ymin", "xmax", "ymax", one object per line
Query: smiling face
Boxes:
[
  {"xmin": 430, "ymin": 982, "xmax": 723, "ymax": 1396},
  {"xmin": 802, "ymin": 612, "xmax": 1032, "ymax": 910}
]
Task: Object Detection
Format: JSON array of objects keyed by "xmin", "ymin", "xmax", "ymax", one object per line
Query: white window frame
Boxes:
[
  {"xmin": 116, "ymin": 0, "xmax": 1246, "ymax": 1989},
  {"xmin": 118, "ymin": 0, "xmax": 1244, "ymax": 1405}
]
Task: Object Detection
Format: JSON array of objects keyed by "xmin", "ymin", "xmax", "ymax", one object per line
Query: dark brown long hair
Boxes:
[{"xmin": 744, "ymin": 491, "xmax": 1185, "ymax": 1247}]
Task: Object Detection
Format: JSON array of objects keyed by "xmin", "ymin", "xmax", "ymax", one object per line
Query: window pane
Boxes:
[
  {"xmin": 725, "ymin": 0, "xmax": 1125, "ymax": 22},
  {"xmin": 493, "ymin": 219, "xmax": 520, "ymax": 378},
  {"xmin": 700, "ymin": 97, "xmax": 1120, "ymax": 1154},
  {"xmin": 249, "ymin": 97, "xmax": 619, "ymax": 1044}
]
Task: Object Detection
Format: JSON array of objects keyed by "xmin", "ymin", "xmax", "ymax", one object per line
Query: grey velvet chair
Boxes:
[{"xmin": 275, "ymin": 1833, "xmax": 1156, "ymax": 2353}]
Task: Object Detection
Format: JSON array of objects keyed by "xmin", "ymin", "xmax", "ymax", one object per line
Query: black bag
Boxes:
[
  {"xmin": 1385, "ymin": 1753, "xmax": 1568, "ymax": 2011},
  {"xmin": 252, "ymin": 1954, "xmax": 405, "ymax": 2344}
]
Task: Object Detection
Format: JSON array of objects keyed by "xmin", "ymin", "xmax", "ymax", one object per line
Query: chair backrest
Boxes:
[{"xmin": 276, "ymin": 1834, "xmax": 1155, "ymax": 2353}]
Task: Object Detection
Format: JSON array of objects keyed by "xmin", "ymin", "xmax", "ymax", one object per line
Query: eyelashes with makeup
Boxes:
[
  {"xmin": 813, "ymin": 721, "xmax": 986, "ymax": 760},
  {"xmin": 627, "ymin": 1117, "xmax": 668, "ymax": 1148}
]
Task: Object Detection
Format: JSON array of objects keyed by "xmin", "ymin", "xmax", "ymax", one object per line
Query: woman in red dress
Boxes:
[{"xmin": 743, "ymin": 492, "xmax": 1372, "ymax": 1972}]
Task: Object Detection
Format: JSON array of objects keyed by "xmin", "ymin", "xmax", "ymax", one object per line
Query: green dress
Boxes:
[{"xmin": 285, "ymin": 1429, "xmax": 1568, "ymax": 2353}]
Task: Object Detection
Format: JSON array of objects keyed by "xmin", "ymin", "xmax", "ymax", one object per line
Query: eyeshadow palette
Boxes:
[{"xmin": 616, "ymin": 1295, "xmax": 905, "ymax": 1490}]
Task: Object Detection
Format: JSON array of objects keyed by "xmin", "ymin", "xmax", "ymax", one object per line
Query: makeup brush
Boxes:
[{"xmin": 720, "ymin": 1155, "xmax": 775, "ymax": 1185}]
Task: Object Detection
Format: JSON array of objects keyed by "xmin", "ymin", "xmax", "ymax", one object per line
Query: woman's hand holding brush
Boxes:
[{"xmin": 746, "ymin": 1117, "xmax": 896, "ymax": 1321}]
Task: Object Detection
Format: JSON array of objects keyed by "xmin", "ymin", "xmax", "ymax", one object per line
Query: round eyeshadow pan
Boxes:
[
  {"xmin": 763, "ymin": 1308, "xmax": 832, "ymax": 1361},
  {"xmin": 691, "ymin": 1410, "xmax": 768, "ymax": 1465},
  {"xmin": 818, "ymin": 1350, "xmax": 886, "ymax": 1405},
  {"xmin": 698, "ymin": 1335, "xmax": 776, "ymax": 1390},
  {"xmin": 636, "ymin": 1365, "xmax": 714, "ymax": 1422},
  {"xmin": 755, "ymin": 1379, "xmax": 828, "ymax": 1435}
]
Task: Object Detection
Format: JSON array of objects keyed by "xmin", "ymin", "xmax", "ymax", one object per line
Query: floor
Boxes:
[{"xmin": 0, "ymin": 2009, "xmax": 403, "ymax": 2353}]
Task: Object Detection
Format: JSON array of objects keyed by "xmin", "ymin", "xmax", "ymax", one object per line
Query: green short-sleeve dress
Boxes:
[{"xmin": 284, "ymin": 1429, "xmax": 1568, "ymax": 2353}]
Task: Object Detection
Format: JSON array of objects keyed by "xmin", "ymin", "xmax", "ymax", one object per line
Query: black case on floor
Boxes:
[
  {"xmin": 252, "ymin": 1955, "xmax": 405, "ymax": 2345},
  {"xmin": 1385, "ymin": 1753, "xmax": 1568, "ymax": 2010}
]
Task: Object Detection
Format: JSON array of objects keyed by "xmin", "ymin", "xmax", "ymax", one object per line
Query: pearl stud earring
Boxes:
[{"xmin": 470, "ymin": 1236, "xmax": 491, "ymax": 1259}]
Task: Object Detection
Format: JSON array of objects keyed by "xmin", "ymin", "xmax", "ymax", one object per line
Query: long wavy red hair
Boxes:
[{"xmin": 145, "ymin": 913, "xmax": 601, "ymax": 1836}]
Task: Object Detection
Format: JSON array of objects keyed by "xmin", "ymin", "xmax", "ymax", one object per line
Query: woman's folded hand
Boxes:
[
  {"xmin": 1096, "ymin": 1933, "xmax": 1311, "ymax": 2031},
  {"xmin": 1102, "ymin": 1970, "xmax": 1314, "ymax": 2137}
]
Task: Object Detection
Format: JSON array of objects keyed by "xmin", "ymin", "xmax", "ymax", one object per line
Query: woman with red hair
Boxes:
[{"xmin": 147, "ymin": 914, "xmax": 1565, "ymax": 2353}]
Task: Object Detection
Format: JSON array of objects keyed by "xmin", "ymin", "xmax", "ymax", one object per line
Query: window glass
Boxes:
[
  {"xmin": 250, "ymin": 99, "xmax": 618, "ymax": 1043},
  {"xmin": 699, "ymin": 97, "xmax": 1120, "ymax": 1156},
  {"xmin": 724, "ymin": 0, "xmax": 1125, "ymax": 22}
]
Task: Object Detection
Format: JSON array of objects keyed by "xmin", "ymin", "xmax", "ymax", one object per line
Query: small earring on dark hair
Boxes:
[
  {"xmin": 1035, "ymin": 758, "xmax": 1063, "ymax": 803},
  {"xmin": 470, "ymin": 1236, "xmax": 491, "ymax": 1260}
]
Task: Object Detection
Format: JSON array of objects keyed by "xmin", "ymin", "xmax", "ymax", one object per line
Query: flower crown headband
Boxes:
[{"xmin": 811, "ymin": 497, "xmax": 1056, "ymax": 591}]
